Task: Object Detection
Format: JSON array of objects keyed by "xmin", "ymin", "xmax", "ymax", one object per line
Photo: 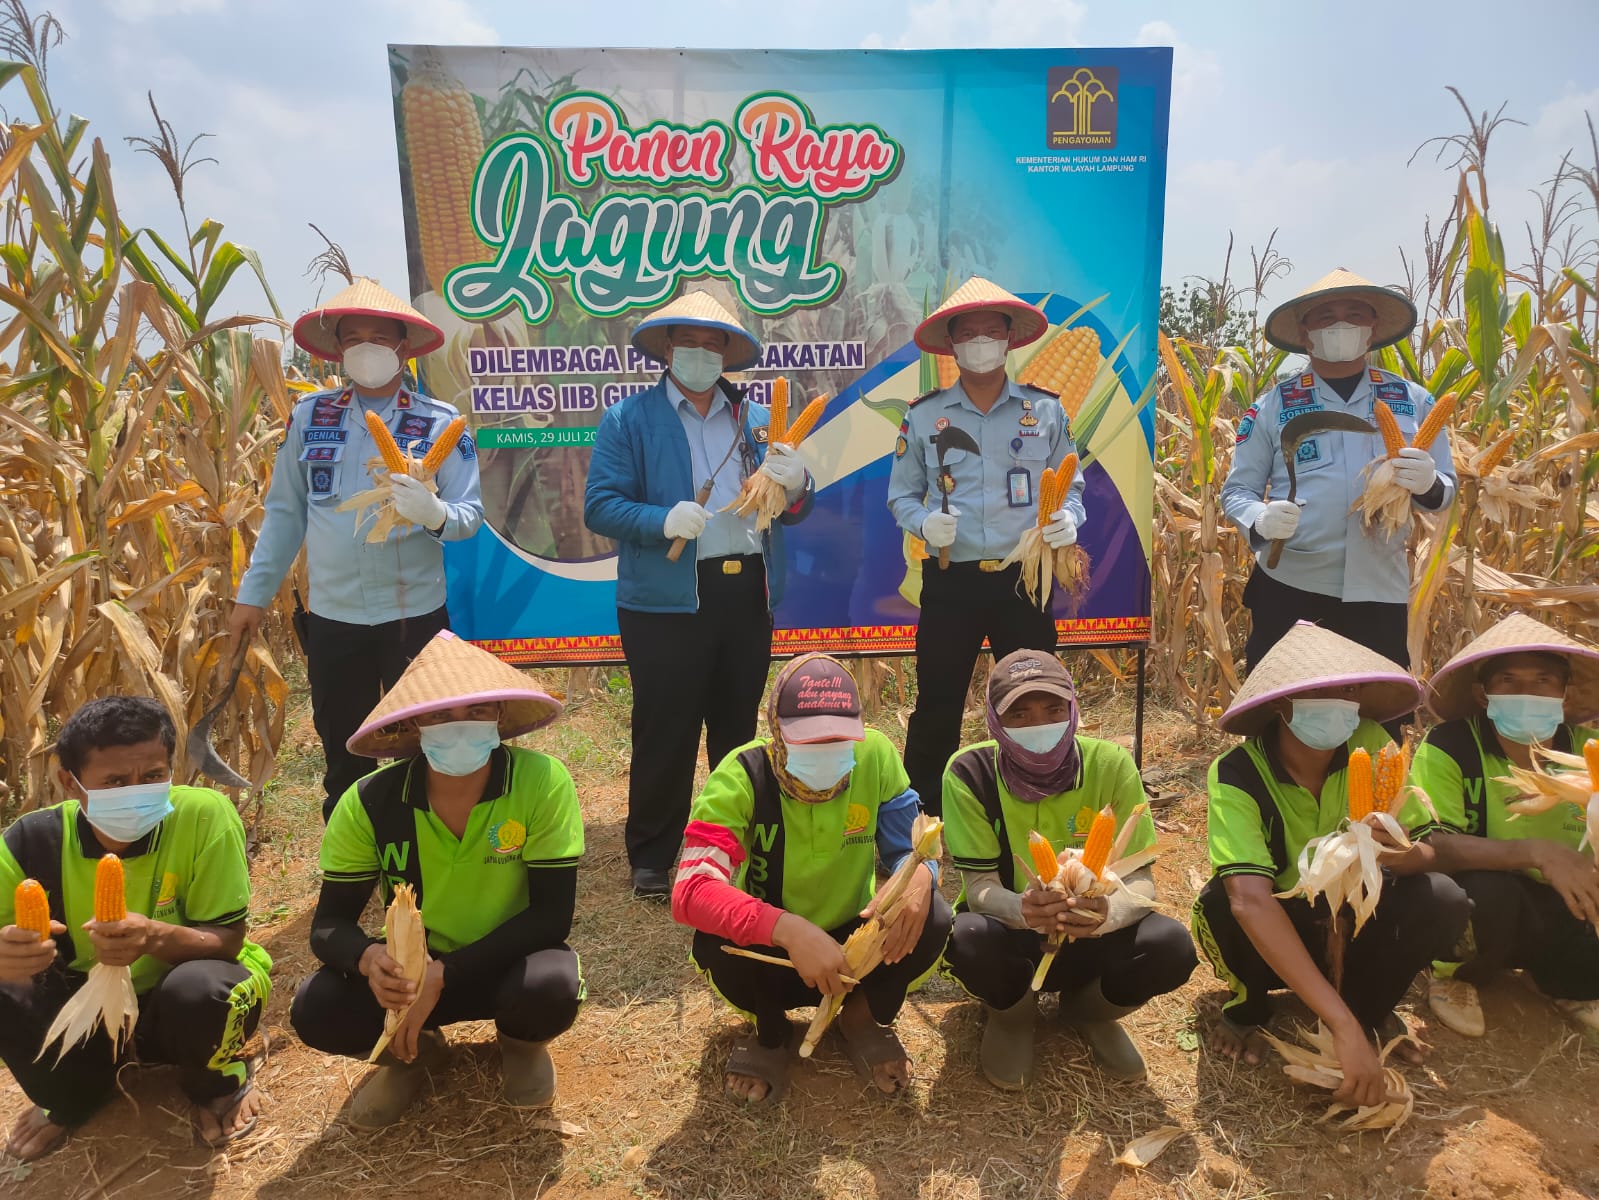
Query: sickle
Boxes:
[
  {"xmin": 185, "ymin": 641, "xmax": 253, "ymax": 789},
  {"xmin": 1265, "ymin": 410, "xmax": 1379, "ymax": 568},
  {"xmin": 932, "ymin": 425, "xmax": 981, "ymax": 570}
]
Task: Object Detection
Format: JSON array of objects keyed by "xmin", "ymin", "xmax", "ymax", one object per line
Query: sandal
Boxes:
[
  {"xmin": 193, "ymin": 1078, "xmax": 259, "ymax": 1148},
  {"xmin": 837, "ymin": 1018, "xmax": 912, "ymax": 1095},
  {"xmin": 723, "ymin": 1039, "xmax": 790, "ymax": 1104}
]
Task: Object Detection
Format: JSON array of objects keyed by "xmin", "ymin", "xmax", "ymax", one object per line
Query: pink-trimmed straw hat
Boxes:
[
  {"xmin": 1219, "ymin": 622, "xmax": 1421, "ymax": 737},
  {"xmin": 293, "ymin": 276, "xmax": 445, "ymax": 361},
  {"xmin": 347, "ymin": 630, "xmax": 563, "ymax": 759},
  {"xmin": 1426, "ymin": 612, "xmax": 1599, "ymax": 723},
  {"xmin": 913, "ymin": 276, "xmax": 1049, "ymax": 356}
]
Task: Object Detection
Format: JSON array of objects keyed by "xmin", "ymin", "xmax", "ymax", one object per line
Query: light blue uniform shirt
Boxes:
[
  {"xmin": 236, "ymin": 384, "xmax": 484, "ymax": 624},
  {"xmin": 666, "ymin": 376, "xmax": 763, "ymax": 560},
  {"xmin": 887, "ymin": 378, "xmax": 1085, "ymax": 562},
  {"xmin": 1220, "ymin": 366, "xmax": 1456, "ymax": 605}
]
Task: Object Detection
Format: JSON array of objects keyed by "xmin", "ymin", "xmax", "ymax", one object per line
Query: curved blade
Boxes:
[
  {"xmin": 934, "ymin": 425, "xmax": 981, "ymax": 459},
  {"xmin": 1266, "ymin": 410, "xmax": 1377, "ymax": 568},
  {"xmin": 186, "ymin": 648, "xmax": 251, "ymax": 789}
]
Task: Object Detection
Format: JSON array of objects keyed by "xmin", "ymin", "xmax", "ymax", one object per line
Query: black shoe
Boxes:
[{"xmin": 631, "ymin": 867, "xmax": 671, "ymax": 899}]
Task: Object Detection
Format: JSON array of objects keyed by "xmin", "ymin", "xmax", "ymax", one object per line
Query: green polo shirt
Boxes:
[
  {"xmin": 943, "ymin": 736, "xmax": 1157, "ymax": 897},
  {"xmin": 688, "ymin": 729, "xmax": 909, "ymax": 931},
  {"xmin": 321, "ymin": 746, "xmax": 583, "ymax": 955},
  {"xmin": 1206, "ymin": 719, "xmax": 1394, "ymax": 892},
  {"xmin": 1400, "ymin": 715, "xmax": 1595, "ymax": 860},
  {"xmin": 0, "ymin": 787, "xmax": 272, "ymax": 998}
]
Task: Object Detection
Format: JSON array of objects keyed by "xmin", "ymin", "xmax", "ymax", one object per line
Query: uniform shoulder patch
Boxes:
[
  {"xmin": 908, "ymin": 387, "xmax": 945, "ymax": 407},
  {"xmin": 1021, "ymin": 383, "xmax": 1060, "ymax": 399}
]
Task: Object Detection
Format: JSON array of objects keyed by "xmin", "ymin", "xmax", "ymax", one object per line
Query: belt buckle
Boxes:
[
  {"xmin": 979, "ymin": 559, "xmax": 1003, "ymax": 573},
  {"xmin": 722, "ymin": 559, "xmax": 743, "ymax": 576}
]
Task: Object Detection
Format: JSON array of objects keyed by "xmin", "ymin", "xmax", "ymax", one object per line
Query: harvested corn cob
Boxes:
[
  {"xmin": 1028, "ymin": 830, "xmax": 1060, "ymax": 884},
  {"xmin": 366, "ymin": 410, "xmax": 408, "ymax": 474},
  {"xmin": 39, "ymin": 855, "xmax": 139, "ymax": 1061},
  {"xmin": 1501, "ymin": 739, "xmax": 1599, "ymax": 869},
  {"xmin": 340, "ymin": 408, "xmax": 457, "ymax": 542},
  {"xmin": 1346, "ymin": 748, "xmax": 1374, "ymax": 822},
  {"xmin": 1264, "ymin": 1022, "xmax": 1416, "ymax": 1138},
  {"xmin": 722, "ymin": 386, "xmax": 829, "ymax": 532},
  {"xmin": 402, "ymin": 48, "xmax": 492, "ymax": 291},
  {"xmin": 1000, "ymin": 450, "xmax": 1089, "ymax": 612},
  {"xmin": 1413, "ymin": 392, "xmax": 1455, "ymax": 450},
  {"xmin": 420, "ymin": 416, "xmax": 468, "ymax": 477},
  {"xmin": 369, "ymin": 884, "xmax": 430, "ymax": 1062},
  {"xmin": 1374, "ymin": 744, "xmax": 1407, "ymax": 814},
  {"xmin": 1374, "ymin": 402, "xmax": 1404, "ymax": 457},
  {"xmin": 13, "ymin": 879, "xmax": 50, "ymax": 941},
  {"xmin": 1354, "ymin": 391, "xmax": 1457, "ymax": 535},
  {"xmin": 1079, "ymin": 809, "xmax": 1114, "ymax": 877},
  {"xmin": 769, "ymin": 376, "xmax": 789, "ymax": 443},
  {"xmin": 1017, "ymin": 326, "xmax": 1101, "ymax": 418}
]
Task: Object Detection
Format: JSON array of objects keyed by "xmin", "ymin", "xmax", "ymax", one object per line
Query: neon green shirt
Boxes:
[
  {"xmin": 320, "ymin": 747, "xmax": 584, "ymax": 955},
  {"xmin": 943, "ymin": 736, "xmax": 1157, "ymax": 897},
  {"xmin": 1205, "ymin": 719, "xmax": 1393, "ymax": 891},
  {"xmin": 0, "ymin": 787, "xmax": 272, "ymax": 998}
]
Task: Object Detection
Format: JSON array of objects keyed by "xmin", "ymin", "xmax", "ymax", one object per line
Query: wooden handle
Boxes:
[
  {"xmin": 938, "ymin": 545, "xmax": 951, "ymax": 570},
  {"xmin": 665, "ymin": 480, "xmax": 715, "ymax": 561},
  {"xmin": 1266, "ymin": 537, "xmax": 1285, "ymax": 569}
]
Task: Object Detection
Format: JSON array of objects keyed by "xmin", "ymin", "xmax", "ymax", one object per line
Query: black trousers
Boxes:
[
  {"xmin": 691, "ymin": 893, "xmax": 954, "ymax": 1048},
  {"xmin": 306, "ymin": 605, "xmax": 450, "ymax": 821},
  {"xmin": 0, "ymin": 959, "xmax": 264, "ymax": 1128},
  {"xmin": 617, "ymin": 556, "xmax": 773, "ymax": 871},
  {"xmin": 1243, "ymin": 569, "xmax": 1408, "ymax": 671},
  {"xmin": 1452, "ymin": 870, "xmax": 1599, "ymax": 1000},
  {"xmin": 1191, "ymin": 872, "xmax": 1470, "ymax": 1030},
  {"xmin": 290, "ymin": 946, "xmax": 584, "ymax": 1055},
  {"xmin": 904, "ymin": 562, "xmax": 1058, "ymax": 817},
  {"xmin": 946, "ymin": 911, "xmax": 1197, "ymax": 1011}
]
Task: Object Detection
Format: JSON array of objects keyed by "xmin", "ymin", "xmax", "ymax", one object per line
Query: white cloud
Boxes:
[
  {"xmin": 866, "ymin": 0, "xmax": 1087, "ymax": 49},
  {"xmin": 381, "ymin": 0, "xmax": 499, "ymax": 46},
  {"xmin": 1135, "ymin": 20, "xmax": 1220, "ymax": 114},
  {"xmin": 1532, "ymin": 87, "xmax": 1599, "ymax": 154}
]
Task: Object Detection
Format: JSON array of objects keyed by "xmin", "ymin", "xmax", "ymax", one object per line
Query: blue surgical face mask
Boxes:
[
  {"xmin": 1007, "ymin": 720, "xmax": 1070, "ymax": 755},
  {"xmin": 1485, "ymin": 693, "xmax": 1565, "ymax": 745},
  {"xmin": 782, "ymin": 741, "xmax": 857, "ymax": 792},
  {"xmin": 419, "ymin": 719, "xmax": 501, "ymax": 777},
  {"xmin": 1287, "ymin": 698, "xmax": 1362, "ymax": 751},
  {"xmin": 670, "ymin": 345, "xmax": 723, "ymax": 393},
  {"xmin": 74, "ymin": 777, "xmax": 173, "ymax": 843}
]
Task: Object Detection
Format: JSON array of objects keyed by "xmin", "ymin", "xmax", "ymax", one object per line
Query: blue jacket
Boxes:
[{"xmin": 584, "ymin": 375, "xmax": 814, "ymax": 613}]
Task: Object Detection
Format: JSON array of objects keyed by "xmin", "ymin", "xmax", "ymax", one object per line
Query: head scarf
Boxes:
[
  {"xmin": 766, "ymin": 654, "xmax": 856, "ymax": 804},
  {"xmin": 986, "ymin": 671, "xmax": 1083, "ymax": 803}
]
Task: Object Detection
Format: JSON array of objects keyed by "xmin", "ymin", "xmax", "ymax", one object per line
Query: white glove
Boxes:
[
  {"xmin": 1254, "ymin": 500, "xmax": 1300, "ymax": 541},
  {"xmin": 388, "ymin": 473, "xmax": 447, "ymax": 531},
  {"xmin": 1041, "ymin": 508, "xmax": 1078, "ymax": 549},
  {"xmin": 921, "ymin": 507, "xmax": 959, "ymax": 549},
  {"xmin": 759, "ymin": 442, "xmax": 806, "ymax": 490},
  {"xmin": 1391, "ymin": 446, "xmax": 1437, "ymax": 494},
  {"xmin": 663, "ymin": 500, "xmax": 710, "ymax": 541}
]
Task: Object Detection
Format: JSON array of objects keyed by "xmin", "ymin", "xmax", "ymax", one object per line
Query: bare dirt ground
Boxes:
[{"xmin": 5, "ymin": 665, "xmax": 1599, "ymax": 1199}]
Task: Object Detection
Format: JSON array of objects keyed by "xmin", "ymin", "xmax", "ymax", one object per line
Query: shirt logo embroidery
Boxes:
[
  {"xmin": 844, "ymin": 803, "xmax": 870, "ymax": 835},
  {"xmin": 396, "ymin": 414, "xmax": 436, "ymax": 440},
  {"xmin": 1236, "ymin": 406, "xmax": 1257, "ymax": 445},
  {"xmin": 1295, "ymin": 439, "xmax": 1322, "ymax": 464},
  {"xmin": 489, "ymin": 819, "xmax": 526, "ymax": 856}
]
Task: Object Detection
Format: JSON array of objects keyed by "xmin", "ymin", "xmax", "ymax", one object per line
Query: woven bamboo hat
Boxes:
[
  {"xmin": 293, "ymin": 277, "xmax": 445, "ymax": 361},
  {"xmin": 1426, "ymin": 613, "xmax": 1599, "ymax": 722},
  {"xmin": 1219, "ymin": 622, "xmax": 1421, "ymax": 736},
  {"xmin": 631, "ymin": 290, "xmax": 762, "ymax": 372},
  {"xmin": 347, "ymin": 631, "xmax": 563, "ymax": 759},
  {"xmin": 914, "ymin": 276, "xmax": 1049, "ymax": 355},
  {"xmin": 1264, "ymin": 268, "xmax": 1417, "ymax": 355}
]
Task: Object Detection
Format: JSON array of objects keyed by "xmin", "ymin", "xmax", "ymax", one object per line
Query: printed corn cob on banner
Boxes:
[{"xmin": 387, "ymin": 45, "xmax": 1170, "ymax": 663}]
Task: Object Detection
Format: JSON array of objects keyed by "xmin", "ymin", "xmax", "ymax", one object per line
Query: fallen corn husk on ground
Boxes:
[
  {"xmin": 1017, "ymin": 803, "xmax": 1157, "ymax": 990},
  {"xmin": 1500, "ymin": 739, "xmax": 1599, "ymax": 864},
  {"xmin": 723, "ymin": 378, "xmax": 828, "ymax": 533},
  {"xmin": 38, "ymin": 855, "xmax": 139, "ymax": 1063},
  {"xmin": 798, "ymin": 814, "xmax": 942, "ymax": 1058},
  {"xmin": 369, "ymin": 883, "xmax": 430, "ymax": 1062},
  {"xmin": 1352, "ymin": 394, "xmax": 1455, "ymax": 536},
  {"xmin": 1263, "ymin": 1022, "xmax": 1416, "ymax": 1138},
  {"xmin": 1000, "ymin": 452, "xmax": 1090, "ymax": 612},
  {"xmin": 338, "ymin": 412, "xmax": 466, "ymax": 543}
]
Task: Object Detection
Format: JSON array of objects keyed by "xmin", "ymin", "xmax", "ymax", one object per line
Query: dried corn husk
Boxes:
[
  {"xmin": 337, "ymin": 427, "xmax": 452, "ymax": 544},
  {"xmin": 1263, "ymin": 1022, "xmax": 1416, "ymax": 1138},
  {"xmin": 999, "ymin": 453, "xmax": 1089, "ymax": 612},
  {"xmin": 1499, "ymin": 741, "xmax": 1599, "ymax": 864},
  {"xmin": 368, "ymin": 884, "xmax": 430, "ymax": 1062},
  {"xmin": 722, "ymin": 387, "xmax": 829, "ymax": 533},
  {"xmin": 1114, "ymin": 1125, "xmax": 1184, "ymax": 1169},
  {"xmin": 38, "ymin": 856, "xmax": 138, "ymax": 1063}
]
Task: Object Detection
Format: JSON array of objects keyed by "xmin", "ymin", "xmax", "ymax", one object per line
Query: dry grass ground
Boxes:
[{"xmin": 5, "ymin": 664, "xmax": 1599, "ymax": 1200}]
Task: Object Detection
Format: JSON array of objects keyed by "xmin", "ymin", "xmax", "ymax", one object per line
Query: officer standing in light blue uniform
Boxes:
[
  {"xmin": 228, "ymin": 278, "xmax": 484, "ymax": 820},
  {"xmin": 1222, "ymin": 269, "xmax": 1455, "ymax": 679},
  {"xmin": 888, "ymin": 278, "xmax": 1086, "ymax": 817}
]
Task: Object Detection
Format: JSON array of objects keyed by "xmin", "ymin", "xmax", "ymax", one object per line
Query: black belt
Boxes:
[{"xmin": 697, "ymin": 553, "xmax": 763, "ymax": 577}]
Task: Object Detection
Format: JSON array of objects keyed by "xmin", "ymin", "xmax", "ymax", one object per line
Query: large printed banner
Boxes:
[{"xmin": 389, "ymin": 46, "xmax": 1171, "ymax": 664}]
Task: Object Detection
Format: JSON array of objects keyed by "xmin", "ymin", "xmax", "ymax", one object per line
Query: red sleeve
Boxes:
[{"xmin": 671, "ymin": 820, "xmax": 784, "ymax": 947}]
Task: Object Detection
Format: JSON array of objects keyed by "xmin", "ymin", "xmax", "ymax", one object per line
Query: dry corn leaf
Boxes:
[
  {"xmin": 530, "ymin": 1117, "xmax": 586, "ymax": 1137},
  {"xmin": 1114, "ymin": 1125, "xmax": 1184, "ymax": 1169}
]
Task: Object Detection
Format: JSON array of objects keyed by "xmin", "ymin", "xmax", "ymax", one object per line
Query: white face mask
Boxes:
[
  {"xmin": 1007, "ymin": 720, "xmax": 1070, "ymax": 755},
  {"xmin": 782, "ymin": 741, "xmax": 856, "ymax": 792},
  {"xmin": 1305, "ymin": 322, "xmax": 1372, "ymax": 364},
  {"xmin": 73, "ymin": 776, "xmax": 174, "ymax": 843},
  {"xmin": 1287, "ymin": 698, "xmax": 1363, "ymax": 751},
  {"xmin": 670, "ymin": 345, "xmax": 724, "ymax": 393},
  {"xmin": 952, "ymin": 335, "xmax": 1009, "ymax": 374},
  {"xmin": 343, "ymin": 342, "xmax": 403, "ymax": 389},
  {"xmin": 418, "ymin": 719, "xmax": 501, "ymax": 776}
]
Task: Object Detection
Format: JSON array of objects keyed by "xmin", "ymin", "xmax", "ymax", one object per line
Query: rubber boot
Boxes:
[
  {"xmin": 500, "ymin": 1033, "xmax": 557, "ymax": 1107},
  {"xmin": 350, "ymin": 1031, "xmax": 446, "ymax": 1128},
  {"xmin": 979, "ymin": 992, "xmax": 1037, "ymax": 1091},
  {"xmin": 1057, "ymin": 980, "xmax": 1146, "ymax": 1081}
]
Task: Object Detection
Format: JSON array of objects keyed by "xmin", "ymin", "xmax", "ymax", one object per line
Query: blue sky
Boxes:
[{"xmin": 31, "ymin": 0, "xmax": 1599, "ymax": 324}]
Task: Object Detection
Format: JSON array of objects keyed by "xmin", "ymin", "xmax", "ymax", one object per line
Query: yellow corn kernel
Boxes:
[
  {"xmin": 401, "ymin": 49, "xmax": 492, "ymax": 291},
  {"xmin": 1412, "ymin": 391, "xmax": 1456, "ymax": 451},
  {"xmin": 1374, "ymin": 744, "xmax": 1407, "ymax": 813},
  {"xmin": 94, "ymin": 855, "xmax": 126, "ymax": 923},
  {"xmin": 1037, "ymin": 467, "xmax": 1058, "ymax": 528},
  {"xmin": 420, "ymin": 416, "xmax": 467, "ymax": 476},
  {"xmin": 1080, "ymin": 809, "xmax": 1115, "ymax": 878},
  {"xmin": 1374, "ymin": 401, "xmax": 1404, "ymax": 458},
  {"xmin": 1476, "ymin": 431, "xmax": 1513, "ymax": 475},
  {"xmin": 1028, "ymin": 831, "xmax": 1060, "ymax": 884},
  {"xmin": 1585, "ymin": 738, "xmax": 1599, "ymax": 790},
  {"xmin": 781, "ymin": 397, "xmax": 827, "ymax": 447},
  {"xmin": 1017, "ymin": 326, "xmax": 1101, "ymax": 417},
  {"xmin": 13, "ymin": 879, "xmax": 50, "ymax": 940},
  {"xmin": 365, "ymin": 410, "xmax": 408, "ymax": 474},
  {"xmin": 769, "ymin": 376, "xmax": 789, "ymax": 444},
  {"xmin": 936, "ymin": 353, "xmax": 961, "ymax": 390},
  {"xmin": 1055, "ymin": 452, "xmax": 1079, "ymax": 493},
  {"xmin": 1347, "ymin": 749, "xmax": 1374, "ymax": 822}
]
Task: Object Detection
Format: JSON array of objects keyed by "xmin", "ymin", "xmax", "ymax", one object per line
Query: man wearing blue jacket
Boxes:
[{"xmin": 585, "ymin": 291, "xmax": 815, "ymax": 897}]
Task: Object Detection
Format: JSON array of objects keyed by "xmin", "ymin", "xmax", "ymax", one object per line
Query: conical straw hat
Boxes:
[
  {"xmin": 347, "ymin": 631, "xmax": 563, "ymax": 759},
  {"xmin": 631, "ymin": 290, "xmax": 762, "ymax": 372},
  {"xmin": 293, "ymin": 277, "xmax": 446, "ymax": 361},
  {"xmin": 1219, "ymin": 622, "xmax": 1421, "ymax": 736},
  {"xmin": 1264, "ymin": 268, "xmax": 1417, "ymax": 354},
  {"xmin": 914, "ymin": 277, "xmax": 1049, "ymax": 355},
  {"xmin": 1425, "ymin": 612, "xmax": 1599, "ymax": 723}
]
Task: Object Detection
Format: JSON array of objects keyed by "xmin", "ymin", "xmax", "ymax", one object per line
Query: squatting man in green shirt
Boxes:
[
  {"xmin": 0, "ymin": 697, "xmax": 272, "ymax": 1160},
  {"xmin": 1191, "ymin": 623, "xmax": 1470, "ymax": 1110},
  {"xmin": 942, "ymin": 650, "xmax": 1197, "ymax": 1089},
  {"xmin": 290, "ymin": 631, "xmax": 583, "ymax": 1127}
]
